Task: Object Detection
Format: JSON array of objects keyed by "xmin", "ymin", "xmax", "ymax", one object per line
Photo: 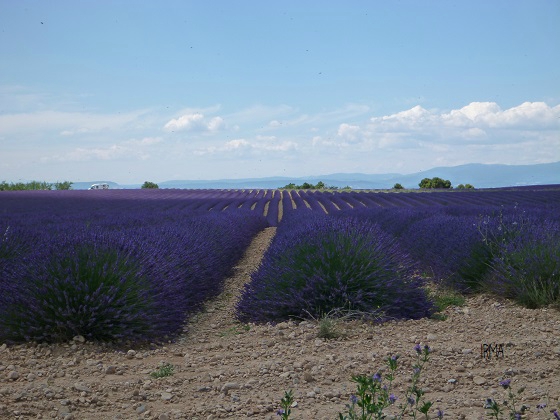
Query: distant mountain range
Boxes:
[{"xmin": 71, "ymin": 161, "xmax": 560, "ymax": 190}]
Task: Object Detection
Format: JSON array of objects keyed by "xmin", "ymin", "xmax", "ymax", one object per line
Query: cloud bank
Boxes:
[{"xmin": 1, "ymin": 94, "xmax": 558, "ymax": 182}]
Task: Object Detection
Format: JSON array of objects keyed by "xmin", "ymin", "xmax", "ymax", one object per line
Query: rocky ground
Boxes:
[{"xmin": 1, "ymin": 226, "xmax": 560, "ymax": 420}]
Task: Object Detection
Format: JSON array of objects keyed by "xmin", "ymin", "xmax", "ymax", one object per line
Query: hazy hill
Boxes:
[{"xmin": 73, "ymin": 162, "xmax": 560, "ymax": 189}]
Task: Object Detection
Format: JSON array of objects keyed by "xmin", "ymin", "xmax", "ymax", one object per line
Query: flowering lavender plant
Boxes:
[
  {"xmin": 476, "ymin": 206, "xmax": 560, "ymax": 309},
  {"xmin": 237, "ymin": 213, "xmax": 434, "ymax": 323},
  {"xmin": 0, "ymin": 208, "xmax": 268, "ymax": 344},
  {"xmin": 338, "ymin": 344, "xmax": 440, "ymax": 419},
  {"xmin": 484, "ymin": 378, "xmax": 530, "ymax": 419},
  {"xmin": 277, "ymin": 390, "xmax": 294, "ymax": 419}
]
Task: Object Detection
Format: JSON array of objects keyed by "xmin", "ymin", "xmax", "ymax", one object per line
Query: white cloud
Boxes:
[
  {"xmin": 307, "ymin": 101, "xmax": 560, "ymax": 168},
  {"xmin": 207, "ymin": 116, "xmax": 225, "ymax": 131},
  {"xmin": 368, "ymin": 102, "xmax": 560, "ymax": 134},
  {"xmin": 443, "ymin": 102, "xmax": 560, "ymax": 129},
  {"xmin": 194, "ymin": 137, "xmax": 298, "ymax": 156},
  {"xmin": 337, "ymin": 123, "xmax": 360, "ymax": 141},
  {"xmin": 163, "ymin": 112, "xmax": 225, "ymax": 133},
  {"xmin": 163, "ymin": 113, "xmax": 204, "ymax": 131}
]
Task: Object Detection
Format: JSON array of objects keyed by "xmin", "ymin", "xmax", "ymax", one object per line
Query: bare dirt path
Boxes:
[
  {"xmin": 180, "ymin": 226, "xmax": 277, "ymax": 345},
  {"xmin": 1, "ymin": 225, "xmax": 560, "ymax": 420}
]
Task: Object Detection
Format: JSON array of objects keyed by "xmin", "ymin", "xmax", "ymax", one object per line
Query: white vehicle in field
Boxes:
[{"xmin": 88, "ymin": 183, "xmax": 110, "ymax": 190}]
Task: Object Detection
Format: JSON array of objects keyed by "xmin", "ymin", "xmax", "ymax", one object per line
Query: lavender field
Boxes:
[{"xmin": 1, "ymin": 186, "xmax": 559, "ymax": 344}]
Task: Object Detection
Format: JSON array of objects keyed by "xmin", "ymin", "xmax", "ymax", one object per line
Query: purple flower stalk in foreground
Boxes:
[
  {"xmin": 350, "ymin": 394, "xmax": 358, "ymax": 404},
  {"xmin": 499, "ymin": 378, "xmax": 511, "ymax": 389},
  {"xmin": 276, "ymin": 408, "xmax": 285, "ymax": 416},
  {"xmin": 436, "ymin": 408, "xmax": 444, "ymax": 419},
  {"xmin": 372, "ymin": 373, "xmax": 382, "ymax": 383},
  {"xmin": 389, "ymin": 394, "xmax": 397, "ymax": 404},
  {"xmin": 484, "ymin": 398, "xmax": 495, "ymax": 409},
  {"xmin": 554, "ymin": 410, "xmax": 560, "ymax": 420},
  {"xmin": 414, "ymin": 343, "xmax": 422, "ymax": 354}
]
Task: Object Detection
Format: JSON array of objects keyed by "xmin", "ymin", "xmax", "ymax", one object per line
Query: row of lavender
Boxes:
[
  {"xmin": 1, "ymin": 187, "xmax": 559, "ymax": 342},
  {"xmin": 237, "ymin": 202, "xmax": 560, "ymax": 323},
  {"xmin": 3, "ymin": 186, "xmax": 558, "ymax": 227},
  {"xmin": 0, "ymin": 193, "xmax": 268, "ymax": 343}
]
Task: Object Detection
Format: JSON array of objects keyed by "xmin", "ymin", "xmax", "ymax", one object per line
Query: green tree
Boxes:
[
  {"xmin": 141, "ymin": 181, "xmax": 159, "ymax": 189},
  {"xmin": 54, "ymin": 181, "xmax": 73, "ymax": 190},
  {"xmin": 419, "ymin": 177, "xmax": 452, "ymax": 189},
  {"xmin": 393, "ymin": 183, "xmax": 404, "ymax": 190},
  {"xmin": 281, "ymin": 182, "xmax": 297, "ymax": 189}
]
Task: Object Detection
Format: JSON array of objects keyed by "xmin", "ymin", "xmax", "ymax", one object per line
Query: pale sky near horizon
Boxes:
[{"xmin": 1, "ymin": 1, "xmax": 559, "ymax": 184}]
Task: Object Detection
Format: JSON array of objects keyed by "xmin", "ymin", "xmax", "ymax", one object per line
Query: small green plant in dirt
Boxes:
[
  {"xmin": 430, "ymin": 289, "xmax": 466, "ymax": 320},
  {"xmin": 317, "ymin": 315, "xmax": 340, "ymax": 339},
  {"xmin": 304, "ymin": 308, "xmax": 384, "ymax": 340},
  {"xmin": 150, "ymin": 362, "xmax": 174, "ymax": 379},
  {"xmin": 219, "ymin": 324, "xmax": 251, "ymax": 337},
  {"xmin": 306, "ymin": 308, "xmax": 385, "ymax": 340},
  {"xmin": 433, "ymin": 290, "xmax": 465, "ymax": 312},
  {"xmin": 484, "ymin": 379, "xmax": 556, "ymax": 419},
  {"xmin": 276, "ymin": 390, "xmax": 294, "ymax": 419},
  {"xmin": 306, "ymin": 309, "xmax": 344, "ymax": 340}
]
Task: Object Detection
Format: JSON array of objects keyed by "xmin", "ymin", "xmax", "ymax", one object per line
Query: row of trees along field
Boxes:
[
  {"xmin": 0, "ymin": 181, "xmax": 73, "ymax": 191},
  {"xmin": 280, "ymin": 177, "xmax": 474, "ymax": 190},
  {"xmin": 279, "ymin": 181, "xmax": 351, "ymax": 190}
]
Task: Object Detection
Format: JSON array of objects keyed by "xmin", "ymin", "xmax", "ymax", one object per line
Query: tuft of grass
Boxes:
[
  {"xmin": 433, "ymin": 290, "xmax": 466, "ymax": 313},
  {"xmin": 150, "ymin": 362, "xmax": 174, "ymax": 379},
  {"xmin": 317, "ymin": 315, "xmax": 340, "ymax": 340},
  {"xmin": 303, "ymin": 308, "xmax": 385, "ymax": 340},
  {"xmin": 426, "ymin": 287, "xmax": 465, "ymax": 321}
]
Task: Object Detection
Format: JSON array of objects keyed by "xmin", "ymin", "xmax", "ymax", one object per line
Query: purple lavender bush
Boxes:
[
  {"xmin": 236, "ymin": 213, "xmax": 434, "ymax": 323},
  {"xmin": 0, "ymin": 207, "xmax": 268, "ymax": 344},
  {"xmin": 0, "ymin": 224, "xmax": 35, "ymax": 280},
  {"xmin": 0, "ymin": 231, "xmax": 163, "ymax": 343},
  {"xmin": 344, "ymin": 207, "xmax": 434, "ymax": 239},
  {"xmin": 398, "ymin": 213, "xmax": 490, "ymax": 292},
  {"xmin": 485, "ymin": 217, "xmax": 560, "ymax": 308}
]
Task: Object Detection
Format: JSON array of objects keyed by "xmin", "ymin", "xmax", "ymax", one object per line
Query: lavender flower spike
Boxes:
[{"xmin": 499, "ymin": 378, "xmax": 511, "ymax": 389}]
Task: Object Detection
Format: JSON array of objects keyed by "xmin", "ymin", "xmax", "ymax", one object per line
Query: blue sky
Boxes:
[{"xmin": 1, "ymin": 1, "xmax": 559, "ymax": 184}]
